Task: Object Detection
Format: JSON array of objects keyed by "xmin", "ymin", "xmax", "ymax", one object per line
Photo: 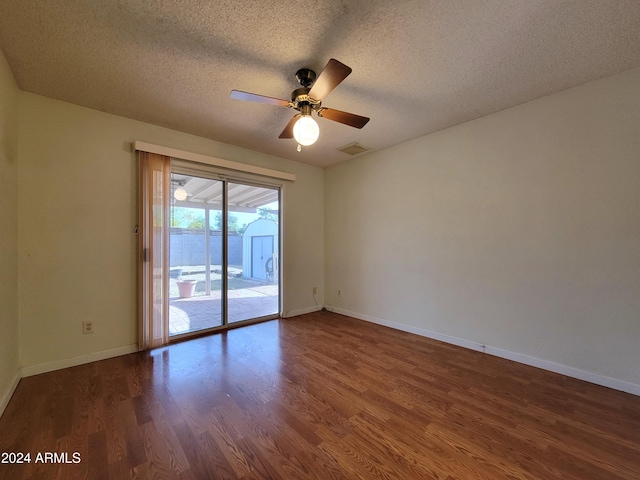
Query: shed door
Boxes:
[{"xmin": 251, "ymin": 236, "xmax": 273, "ymax": 280}]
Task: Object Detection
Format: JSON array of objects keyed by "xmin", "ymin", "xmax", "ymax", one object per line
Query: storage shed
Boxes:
[{"xmin": 242, "ymin": 218, "xmax": 278, "ymax": 281}]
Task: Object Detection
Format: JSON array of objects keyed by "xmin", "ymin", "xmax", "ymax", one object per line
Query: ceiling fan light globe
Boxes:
[{"xmin": 293, "ymin": 115, "xmax": 319, "ymax": 146}]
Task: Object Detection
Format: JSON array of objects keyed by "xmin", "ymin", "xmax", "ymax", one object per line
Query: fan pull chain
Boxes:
[{"xmin": 297, "ymin": 144, "xmax": 302, "ymax": 152}]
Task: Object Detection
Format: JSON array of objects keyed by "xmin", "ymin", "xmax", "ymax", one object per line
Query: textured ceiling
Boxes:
[{"xmin": 1, "ymin": 1, "xmax": 639, "ymax": 168}]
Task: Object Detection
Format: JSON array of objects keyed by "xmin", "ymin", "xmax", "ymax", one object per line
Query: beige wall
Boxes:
[
  {"xmin": 0, "ymin": 49, "xmax": 20, "ymax": 411},
  {"xmin": 5, "ymin": 58, "xmax": 639, "ymax": 395},
  {"xmin": 18, "ymin": 93, "xmax": 324, "ymax": 369},
  {"xmin": 325, "ymin": 67, "xmax": 640, "ymax": 388}
]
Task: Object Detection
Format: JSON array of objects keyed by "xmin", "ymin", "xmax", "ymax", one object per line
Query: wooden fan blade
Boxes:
[
  {"xmin": 279, "ymin": 115, "xmax": 300, "ymax": 138},
  {"xmin": 230, "ymin": 90, "xmax": 290, "ymax": 107},
  {"xmin": 317, "ymin": 108, "xmax": 370, "ymax": 129},
  {"xmin": 308, "ymin": 59, "xmax": 352, "ymax": 101}
]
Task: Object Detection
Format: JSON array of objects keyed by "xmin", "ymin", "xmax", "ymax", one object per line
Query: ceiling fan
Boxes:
[{"xmin": 230, "ymin": 59, "xmax": 369, "ymax": 149}]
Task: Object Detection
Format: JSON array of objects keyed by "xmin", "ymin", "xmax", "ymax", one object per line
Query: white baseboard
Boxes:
[
  {"xmin": 21, "ymin": 344, "xmax": 139, "ymax": 378},
  {"xmin": 0, "ymin": 368, "xmax": 21, "ymax": 418},
  {"xmin": 484, "ymin": 345, "xmax": 640, "ymax": 396},
  {"xmin": 283, "ymin": 305, "xmax": 321, "ymax": 318},
  {"xmin": 332, "ymin": 307, "xmax": 640, "ymax": 397}
]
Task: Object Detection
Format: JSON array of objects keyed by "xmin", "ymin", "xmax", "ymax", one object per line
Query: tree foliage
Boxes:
[
  {"xmin": 171, "ymin": 208, "xmax": 204, "ymax": 229},
  {"xmin": 258, "ymin": 208, "xmax": 278, "ymax": 223},
  {"xmin": 213, "ymin": 212, "xmax": 247, "ymax": 235}
]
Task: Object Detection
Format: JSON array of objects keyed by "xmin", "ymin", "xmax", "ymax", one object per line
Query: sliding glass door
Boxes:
[
  {"xmin": 168, "ymin": 171, "xmax": 280, "ymax": 338},
  {"xmin": 227, "ymin": 182, "xmax": 279, "ymax": 323}
]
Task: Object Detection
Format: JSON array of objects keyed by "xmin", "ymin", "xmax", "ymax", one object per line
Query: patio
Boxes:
[{"xmin": 169, "ymin": 268, "xmax": 279, "ymax": 336}]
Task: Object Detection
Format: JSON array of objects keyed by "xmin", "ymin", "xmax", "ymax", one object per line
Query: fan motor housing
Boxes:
[
  {"xmin": 291, "ymin": 87, "xmax": 321, "ymax": 110},
  {"xmin": 291, "ymin": 87, "xmax": 310, "ymax": 103}
]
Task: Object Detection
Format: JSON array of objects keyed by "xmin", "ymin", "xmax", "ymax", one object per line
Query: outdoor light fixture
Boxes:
[{"xmin": 174, "ymin": 187, "xmax": 187, "ymax": 201}]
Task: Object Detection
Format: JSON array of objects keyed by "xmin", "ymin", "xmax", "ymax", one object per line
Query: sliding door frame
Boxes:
[{"xmin": 168, "ymin": 160, "xmax": 282, "ymax": 342}]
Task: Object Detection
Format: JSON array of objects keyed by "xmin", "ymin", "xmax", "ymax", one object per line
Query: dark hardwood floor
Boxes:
[{"xmin": 1, "ymin": 311, "xmax": 639, "ymax": 479}]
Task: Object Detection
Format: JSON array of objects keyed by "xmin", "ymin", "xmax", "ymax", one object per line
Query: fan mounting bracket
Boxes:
[{"xmin": 295, "ymin": 68, "xmax": 316, "ymax": 88}]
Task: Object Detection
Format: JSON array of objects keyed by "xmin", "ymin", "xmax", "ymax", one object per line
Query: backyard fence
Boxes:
[{"xmin": 170, "ymin": 229, "xmax": 243, "ymax": 267}]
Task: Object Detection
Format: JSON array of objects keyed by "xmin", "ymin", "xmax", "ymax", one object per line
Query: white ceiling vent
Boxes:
[{"xmin": 337, "ymin": 143, "xmax": 369, "ymax": 156}]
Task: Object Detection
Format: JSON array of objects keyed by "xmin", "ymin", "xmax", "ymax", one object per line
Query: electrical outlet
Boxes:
[
  {"xmin": 338, "ymin": 289, "xmax": 342, "ymax": 297},
  {"xmin": 83, "ymin": 321, "xmax": 94, "ymax": 334},
  {"xmin": 313, "ymin": 287, "xmax": 317, "ymax": 295}
]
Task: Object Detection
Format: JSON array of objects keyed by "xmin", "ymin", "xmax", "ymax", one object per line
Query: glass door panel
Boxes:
[
  {"xmin": 227, "ymin": 182, "xmax": 280, "ymax": 323},
  {"xmin": 168, "ymin": 171, "xmax": 281, "ymax": 337},
  {"xmin": 168, "ymin": 173, "xmax": 223, "ymax": 336}
]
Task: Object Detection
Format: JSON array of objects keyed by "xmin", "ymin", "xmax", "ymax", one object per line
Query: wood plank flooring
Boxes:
[{"xmin": 1, "ymin": 311, "xmax": 639, "ymax": 479}]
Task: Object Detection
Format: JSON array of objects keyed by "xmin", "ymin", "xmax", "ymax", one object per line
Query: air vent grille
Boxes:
[{"xmin": 337, "ymin": 143, "xmax": 369, "ymax": 156}]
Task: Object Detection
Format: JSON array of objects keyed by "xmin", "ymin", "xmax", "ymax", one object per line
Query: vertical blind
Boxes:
[{"xmin": 138, "ymin": 152, "xmax": 171, "ymax": 349}]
